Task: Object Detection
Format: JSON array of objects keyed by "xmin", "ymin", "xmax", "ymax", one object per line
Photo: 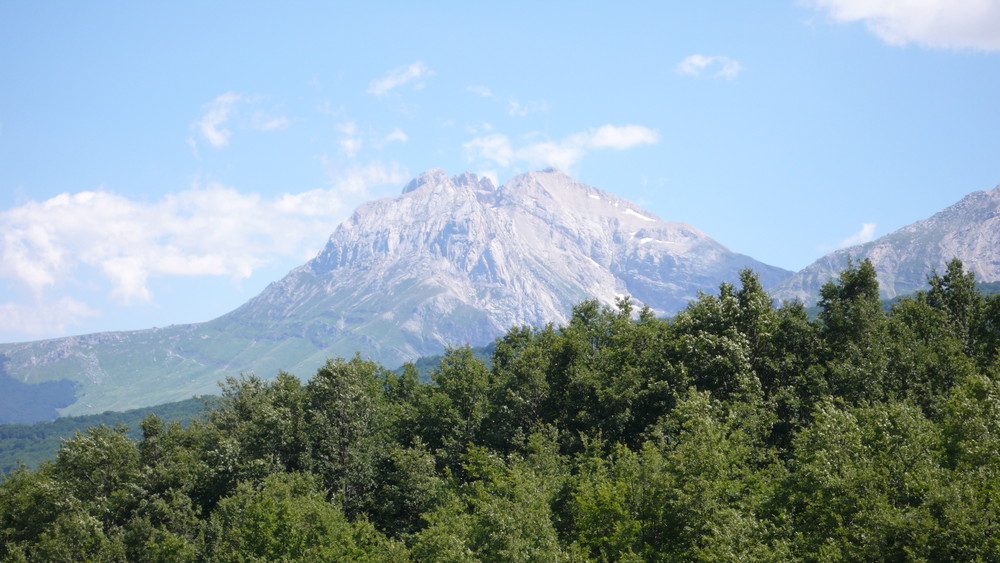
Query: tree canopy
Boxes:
[{"xmin": 3, "ymin": 259, "xmax": 1000, "ymax": 561}]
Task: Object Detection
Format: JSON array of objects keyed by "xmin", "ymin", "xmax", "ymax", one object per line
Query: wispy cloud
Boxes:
[
  {"xmin": 838, "ymin": 222, "xmax": 877, "ymax": 247},
  {"xmin": 192, "ymin": 92, "xmax": 241, "ymax": 148},
  {"xmin": 0, "ymin": 298, "xmax": 100, "ymax": 339},
  {"xmin": 805, "ymin": 0, "xmax": 1000, "ymax": 51},
  {"xmin": 466, "ymin": 83, "xmax": 549, "ymax": 117},
  {"xmin": 367, "ymin": 61, "xmax": 434, "ymax": 96},
  {"xmin": 336, "ymin": 121, "xmax": 363, "ymax": 158},
  {"xmin": 190, "ymin": 93, "xmax": 290, "ymax": 149},
  {"xmin": 333, "ymin": 121, "xmax": 410, "ymax": 156},
  {"xmin": 322, "ymin": 161, "xmax": 409, "ymax": 196},
  {"xmin": 0, "ymin": 164, "xmax": 408, "ymax": 312},
  {"xmin": 507, "ymin": 98, "xmax": 550, "ymax": 117},
  {"xmin": 464, "ymin": 124, "xmax": 660, "ymax": 172},
  {"xmin": 466, "ymin": 85, "xmax": 494, "ymax": 98},
  {"xmin": 250, "ymin": 111, "xmax": 290, "ymax": 131},
  {"xmin": 383, "ymin": 128, "xmax": 408, "ymax": 144},
  {"xmin": 677, "ymin": 54, "xmax": 745, "ymax": 79},
  {"xmin": 586, "ymin": 124, "xmax": 661, "ymax": 149}
]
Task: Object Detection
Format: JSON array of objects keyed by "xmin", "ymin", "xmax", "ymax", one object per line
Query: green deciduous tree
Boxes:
[
  {"xmin": 410, "ymin": 346, "xmax": 492, "ymax": 471},
  {"xmin": 780, "ymin": 399, "xmax": 968, "ymax": 560},
  {"xmin": 818, "ymin": 258, "xmax": 891, "ymax": 403},
  {"xmin": 412, "ymin": 430, "xmax": 570, "ymax": 562},
  {"xmin": 926, "ymin": 258, "xmax": 982, "ymax": 351},
  {"xmin": 203, "ymin": 472, "xmax": 404, "ymax": 562},
  {"xmin": 304, "ymin": 356, "xmax": 392, "ymax": 516},
  {"xmin": 207, "ymin": 371, "xmax": 309, "ymax": 491}
]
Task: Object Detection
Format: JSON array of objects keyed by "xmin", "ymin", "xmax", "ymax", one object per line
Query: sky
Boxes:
[{"xmin": 2, "ymin": 1, "xmax": 999, "ymax": 342}]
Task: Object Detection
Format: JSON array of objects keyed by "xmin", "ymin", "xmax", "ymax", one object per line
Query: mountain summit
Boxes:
[
  {"xmin": 0, "ymin": 169, "xmax": 789, "ymax": 419},
  {"xmin": 773, "ymin": 184, "xmax": 1000, "ymax": 304},
  {"xmin": 235, "ymin": 169, "xmax": 791, "ymax": 361}
]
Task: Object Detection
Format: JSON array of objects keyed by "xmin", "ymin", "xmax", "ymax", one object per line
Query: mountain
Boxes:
[
  {"xmin": 0, "ymin": 169, "xmax": 791, "ymax": 421},
  {"xmin": 234, "ymin": 169, "xmax": 791, "ymax": 359},
  {"xmin": 773, "ymin": 184, "xmax": 1000, "ymax": 304}
]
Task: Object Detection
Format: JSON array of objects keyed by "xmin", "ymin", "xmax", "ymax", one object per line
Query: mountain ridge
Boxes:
[
  {"xmin": 0, "ymin": 168, "xmax": 791, "ymax": 420},
  {"xmin": 773, "ymin": 184, "xmax": 1000, "ymax": 304},
  {"xmin": 232, "ymin": 168, "xmax": 791, "ymax": 359}
]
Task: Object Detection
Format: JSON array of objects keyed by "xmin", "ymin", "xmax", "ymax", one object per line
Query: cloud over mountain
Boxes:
[
  {"xmin": 464, "ymin": 125, "xmax": 660, "ymax": 172},
  {"xmin": 0, "ymin": 165, "xmax": 409, "ymax": 336}
]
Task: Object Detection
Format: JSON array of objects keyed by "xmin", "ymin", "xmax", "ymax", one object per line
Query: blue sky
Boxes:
[{"xmin": 2, "ymin": 1, "xmax": 999, "ymax": 342}]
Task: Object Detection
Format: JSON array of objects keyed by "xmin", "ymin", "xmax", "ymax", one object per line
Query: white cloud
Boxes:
[
  {"xmin": 250, "ymin": 111, "xmax": 290, "ymax": 131},
  {"xmin": 336, "ymin": 121, "xmax": 363, "ymax": 158},
  {"xmin": 383, "ymin": 128, "xmax": 408, "ymax": 144},
  {"xmin": 325, "ymin": 161, "xmax": 410, "ymax": 196},
  {"xmin": 0, "ymin": 297, "xmax": 100, "ymax": 339},
  {"xmin": 367, "ymin": 61, "xmax": 434, "ymax": 96},
  {"xmin": 839, "ymin": 222, "xmax": 878, "ymax": 247},
  {"xmin": 464, "ymin": 124, "xmax": 660, "ymax": 172},
  {"xmin": 677, "ymin": 54, "xmax": 745, "ymax": 79},
  {"xmin": 805, "ymin": 0, "xmax": 1000, "ymax": 51},
  {"xmin": 518, "ymin": 140, "xmax": 586, "ymax": 172},
  {"xmin": 467, "ymin": 85, "xmax": 494, "ymax": 98},
  {"xmin": 507, "ymin": 99, "xmax": 550, "ymax": 117},
  {"xmin": 191, "ymin": 93, "xmax": 290, "ymax": 149},
  {"xmin": 464, "ymin": 134, "xmax": 516, "ymax": 167},
  {"xmin": 193, "ymin": 92, "xmax": 241, "ymax": 148},
  {"xmin": 467, "ymin": 85, "xmax": 549, "ymax": 117},
  {"xmin": 335, "ymin": 122, "xmax": 410, "ymax": 155},
  {"xmin": 585, "ymin": 124, "xmax": 661, "ymax": 150},
  {"xmin": 0, "ymin": 165, "xmax": 409, "ymax": 308}
]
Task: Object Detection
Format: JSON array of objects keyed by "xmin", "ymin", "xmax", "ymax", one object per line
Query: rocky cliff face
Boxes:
[
  {"xmin": 773, "ymin": 185, "xmax": 1000, "ymax": 304},
  {"xmin": 231, "ymin": 168, "xmax": 791, "ymax": 362}
]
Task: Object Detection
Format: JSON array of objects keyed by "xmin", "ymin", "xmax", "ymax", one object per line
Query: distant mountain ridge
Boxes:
[
  {"xmin": 773, "ymin": 185, "xmax": 1000, "ymax": 304},
  {"xmin": 0, "ymin": 169, "xmax": 790, "ymax": 420}
]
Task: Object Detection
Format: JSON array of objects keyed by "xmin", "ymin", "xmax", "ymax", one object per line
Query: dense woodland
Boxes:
[
  {"xmin": 3, "ymin": 258, "xmax": 1000, "ymax": 561},
  {"xmin": 0, "ymin": 399, "xmax": 206, "ymax": 474}
]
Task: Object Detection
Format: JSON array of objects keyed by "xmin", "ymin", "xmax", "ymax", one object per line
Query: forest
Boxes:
[
  {"xmin": 2, "ymin": 258, "xmax": 1000, "ymax": 561},
  {"xmin": 0, "ymin": 398, "xmax": 205, "ymax": 474}
]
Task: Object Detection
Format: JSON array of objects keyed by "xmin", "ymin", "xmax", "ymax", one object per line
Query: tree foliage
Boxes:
[{"xmin": 3, "ymin": 262, "xmax": 1000, "ymax": 560}]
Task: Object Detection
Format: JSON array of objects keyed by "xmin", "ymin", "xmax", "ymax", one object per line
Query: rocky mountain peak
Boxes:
[
  {"xmin": 262, "ymin": 169, "xmax": 791, "ymax": 364},
  {"xmin": 772, "ymin": 182, "xmax": 1000, "ymax": 304},
  {"xmin": 452, "ymin": 171, "xmax": 496, "ymax": 191},
  {"xmin": 401, "ymin": 169, "xmax": 497, "ymax": 196},
  {"xmin": 401, "ymin": 168, "xmax": 449, "ymax": 194}
]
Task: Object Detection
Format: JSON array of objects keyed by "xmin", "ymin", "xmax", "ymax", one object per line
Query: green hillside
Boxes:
[
  {"xmin": 0, "ymin": 397, "xmax": 209, "ymax": 474},
  {"xmin": 0, "ymin": 286, "xmax": 500, "ymax": 422},
  {"xmin": 0, "ymin": 344, "xmax": 496, "ymax": 473}
]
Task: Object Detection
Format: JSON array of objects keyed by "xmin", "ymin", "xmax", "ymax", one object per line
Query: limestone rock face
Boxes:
[
  {"xmin": 236, "ymin": 169, "xmax": 791, "ymax": 363},
  {"xmin": 773, "ymin": 185, "xmax": 1000, "ymax": 304}
]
